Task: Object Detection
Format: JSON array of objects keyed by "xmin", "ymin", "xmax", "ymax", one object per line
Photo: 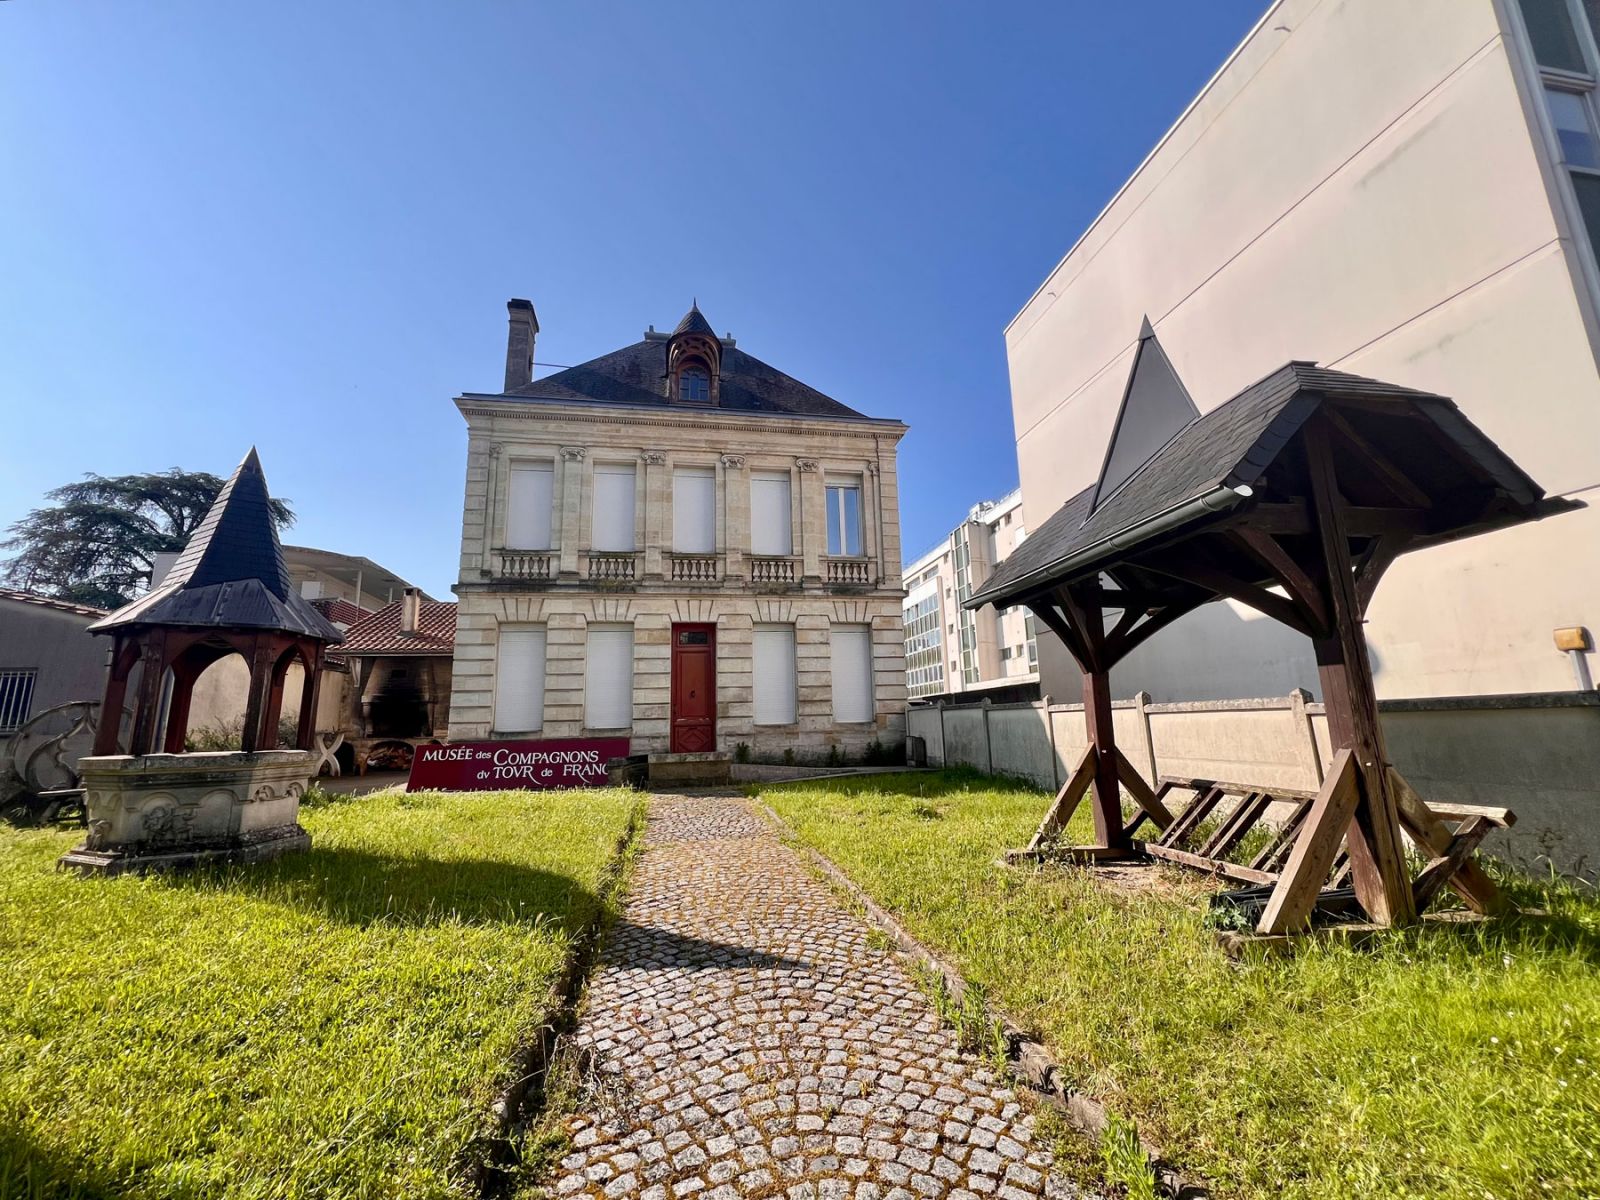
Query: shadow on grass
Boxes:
[
  {"xmin": 0, "ymin": 1126, "xmax": 183, "ymax": 1200},
  {"xmin": 606, "ymin": 919, "xmax": 811, "ymax": 973},
  {"xmin": 164, "ymin": 846, "xmax": 604, "ymax": 930}
]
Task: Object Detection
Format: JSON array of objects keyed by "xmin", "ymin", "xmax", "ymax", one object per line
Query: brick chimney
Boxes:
[
  {"xmin": 504, "ymin": 298, "xmax": 538, "ymax": 391},
  {"xmin": 400, "ymin": 587, "xmax": 421, "ymax": 636}
]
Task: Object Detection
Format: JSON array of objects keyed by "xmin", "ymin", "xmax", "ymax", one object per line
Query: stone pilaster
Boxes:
[
  {"xmin": 720, "ymin": 454, "xmax": 747, "ymax": 580},
  {"xmin": 557, "ymin": 448, "xmax": 585, "ymax": 578}
]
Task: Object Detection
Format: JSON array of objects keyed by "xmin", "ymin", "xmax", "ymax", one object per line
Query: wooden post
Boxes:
[
  {"xmin": 162, "ymin": 657, "xmax": 200, "ymax": 755},
  {"xmin": 94, "ymin": 638, "xmax": 135, "ymax": 755},
  {"xmin": 1305, "ymin": 424, "xmax": 1417, "ymax": 927},
  {"xmin": 1076, "ymin": 581, "xmax": 1128, "ymax": 851},
  {"xmin": 296, "ymin": 646, "xmax": 321, "ymax": 751},
  {"xmin": 128, "ymin": 633, "xmax": 168, "ymax": 756},
  {"xmin": 240, "ymin": 637, "xmax": 276, "ymax": 754}
]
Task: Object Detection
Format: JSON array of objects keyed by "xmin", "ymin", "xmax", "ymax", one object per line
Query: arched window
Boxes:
[{"xmin": 679, "ymin": 365, "xmax": 710, "ymax": 402}]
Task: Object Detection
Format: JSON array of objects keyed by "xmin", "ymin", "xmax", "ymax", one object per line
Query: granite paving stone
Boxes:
[{"xmin": 548, "ymin": 795, "xmax": 1090, "ymax": 1198}]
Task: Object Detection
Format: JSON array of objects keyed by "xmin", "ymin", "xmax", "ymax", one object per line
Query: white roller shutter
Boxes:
[
  {"xmin": 750, "ymin": 471, "xmax": 792, "ymax": 556},
  {"xmin": 506, "ymin": 462, "xmax": 554, "ymax": 550},
  {"xmin": 591, "ymin": 463, "xmax": 637, "ymax": 551},
  {"xmin": 753, "ymin": 625, "xmax": 797, "ymax": 725},
  {"xmin": 673, "ymin": 466, "xmax": 716, "ymax": 553},
  {"xmin": 494, "ymin": 627, "xmax": 546, "ymax": 732},
  {"xmin": 584, "ymin": 625, "xmax": 634, "ymax": 729},
  {"xmin": 830, "ymin": 624, "xmax": 874, "ymax": 724}
]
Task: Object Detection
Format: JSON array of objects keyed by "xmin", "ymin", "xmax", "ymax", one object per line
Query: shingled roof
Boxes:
[
  {"xmin": 0, "ymin": 588, "xmax": 109, "ymax": 619},
  {"xmin": 88, "ymin": 449, "xmax": 343, "ymax": 643},
  {"xmin": 970, "ymin": 362, "xmax": 1569, "ymax": 610},
  {"xmin": 337, "ymin": 599, "xmax": 456, "ymax": 655},
  {"xmin": 480, "ymin": 306, "xmax": 877, "ymax": 420}
]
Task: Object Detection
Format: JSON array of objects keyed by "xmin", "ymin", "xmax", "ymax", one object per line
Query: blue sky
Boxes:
[{"xmin": 0, "ymin": 1, "xmax": 1263, "ymax": 599}]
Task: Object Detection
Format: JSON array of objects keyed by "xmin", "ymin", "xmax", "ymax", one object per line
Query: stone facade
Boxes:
[{"xmin": 448, "ymin": 355, "xmax": 909, "ymax": 760}]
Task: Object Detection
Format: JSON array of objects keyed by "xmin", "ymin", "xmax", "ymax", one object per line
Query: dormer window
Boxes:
[
  {"xmin": 679, "ymin": 365, "xmax": 710, "ymax": 402},
  {"xmin": 666, "ymin": 302, "xmax": 723, "ymax": 406}
]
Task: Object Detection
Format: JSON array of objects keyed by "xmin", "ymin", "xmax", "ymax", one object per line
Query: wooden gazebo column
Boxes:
[
  {"xmin": 296, "ymin": 644, "xmax": 323, "ymax": 752},
  {"xmin": 1301, "ymin": 427, "xmax": 1415, "ymax": 927}
]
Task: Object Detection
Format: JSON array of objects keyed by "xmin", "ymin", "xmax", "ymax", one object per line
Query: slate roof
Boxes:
[
  {"xmin": 0, "ymin": 588, "xmax": 108, "ymax": 619},
  {"xmin": 969, "ymin": 362, "xmax": 1563, "ymax": 610},
  {"xmin": 89, "ymin": 450, "xmax": 343, "ymax": 643},
  {"xmin": 337, "ymin": 599, "xmax": 456, "ymax": 656},
  {"xmin": 672, "ymin": 303, "xmax": 715, "ymax": 338},
  {"xmin": 484, "ymin": 307, "xmax": 877, "ymax": 420}
]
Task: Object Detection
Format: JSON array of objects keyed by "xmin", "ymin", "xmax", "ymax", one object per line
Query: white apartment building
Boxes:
[
  {"xmin": 447, "ymin": 301, "xmax": 909, "ymax": 759},
  {"xmin": 903, "ymin": 490, "xmax": 1038, "ymax": 700},
  {"xmin": 1007, "ymin": 0, "xmax": 1600, "ymax": 706}
]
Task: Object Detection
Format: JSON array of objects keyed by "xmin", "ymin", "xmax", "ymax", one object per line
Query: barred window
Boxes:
[{"xmin": 0, "ymin": 669, "xmax": 38, "ymax": 733}]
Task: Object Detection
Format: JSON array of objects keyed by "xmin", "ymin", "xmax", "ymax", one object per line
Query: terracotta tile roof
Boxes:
[
  {"xmin": 0, "ymin": 588, "xmax": 109, "ymax": 619},
  {"xmin": 310, "ymin": 597, "xmax": 371, "ymax": 628},
  {"xmin": 338, "ymin": 599, "xmax": 456, "ymax": 655}
]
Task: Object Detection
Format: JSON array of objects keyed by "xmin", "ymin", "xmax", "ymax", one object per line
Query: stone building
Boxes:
[
  {"xmin": 447, "ymin": 300, "xmax": 909, "ymax": 759},
  {"xmin": 902, "ymin": 489, "xmax": 1039, "ymax": 701}
]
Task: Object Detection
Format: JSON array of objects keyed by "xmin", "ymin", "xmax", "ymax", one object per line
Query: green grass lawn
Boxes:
[
  {"xmin": 761, "ymin": 770, "xmax": 1600, "ymax": 1200},
  {"xmin": 0, "ymin": 786, "xmax": 640, "ymax": 1200}
]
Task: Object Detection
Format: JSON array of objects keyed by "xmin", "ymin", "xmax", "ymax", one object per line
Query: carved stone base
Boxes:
[{"xmin": 60, "ymin": 751, "xmax": 314, "ymax": 875}]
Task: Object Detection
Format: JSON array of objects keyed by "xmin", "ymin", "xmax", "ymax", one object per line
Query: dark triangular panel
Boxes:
[{"xmin": 1089, "ymin": 319, "xmax": 1199, "ymax": 515}]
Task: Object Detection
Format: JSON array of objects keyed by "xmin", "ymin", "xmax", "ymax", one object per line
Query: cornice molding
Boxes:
[{"xmin": 456, "ymin": 399, "xmax": 907, "ymax": 441}]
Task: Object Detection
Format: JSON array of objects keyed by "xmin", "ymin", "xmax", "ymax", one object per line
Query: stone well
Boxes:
[{"xmin": 59, "ymin": 751, "xmax": 314, "ymax": 875}]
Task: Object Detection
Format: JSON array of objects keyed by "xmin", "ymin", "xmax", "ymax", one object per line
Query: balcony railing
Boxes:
[
  {"xmin": 669, "ymin": 554, "xmax": 719, "ymax": 583},
  {"xmin": 585, "ymin": 552, "xmax": 638, "ymax": 582},
  {"xmin": 826, "ymin": 558, "xmax": 872, "ymax": 585},
  {"xmin": 496, "ymin": 549, "xmax": 554, "ymax": 581},
  {"xmin": 749, "ymin": 556, "xmax": 798, "ymax": 585}
]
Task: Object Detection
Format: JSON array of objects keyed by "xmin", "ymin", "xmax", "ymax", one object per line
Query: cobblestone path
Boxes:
[{"xmin": 550, "ymin": 794, "xmax": 1084, "ymax": 1200}]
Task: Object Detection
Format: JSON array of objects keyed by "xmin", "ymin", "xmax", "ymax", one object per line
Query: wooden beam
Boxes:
[
  {"xmin": 1115, "ymin": 748, "xmax": 1174, "ymax": 830},
  {"xmin": 1321, "ymin": 406, "xmax": 1434, "ymax": 509},
  {"xmin": 1105, "ymin": 595, "xmax": 1207, "ymax": 662},
  {"xmin": 1258, "ymin": 750, "xmax": 1363, "ymax": 934},
  {"xmin": 1157, "ymin": 784, "xmax": 1225, "ymax": 849},
  {"xmin": 1027, "ymin": 747, "xmax": 1097, "ymax": 851},
  {"xmin": 1030, "ymin": 599, "xmax": 1096, "ymax": 675},
  {"xmin": 1139, "ymin": 554, "xmax": 1317, "ymax": 637},
  {"xmin": 1412, "ymin": 815, "xmax": 1493, "ymax": 912},
  {"xmin": 1230, "ymin": 529, "xmax": 1329, "ymax": 634},
  {"xmin": 1306, "ymin": 420, "xmax": 1417, "ymax": 926},
  {"xmin": 1140, "ymin": 841, "xmax": 1280, "ymax": 885},
  {"xmin": 1387, "ymin": 767, "xmax": 1508, "ymax": 916},
  {"xmin": 1198, "ymin": 791, "xmax": 1272, "ymax": 859},
  {"xmin": 1354, "ymin": 534, "xmax": 1403, "ymax": 618}
]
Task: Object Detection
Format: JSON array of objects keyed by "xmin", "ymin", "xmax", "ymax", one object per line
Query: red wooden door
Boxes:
[{"xmin": 670, "ymin": 624, "xmax": 717, "ymax": 752}]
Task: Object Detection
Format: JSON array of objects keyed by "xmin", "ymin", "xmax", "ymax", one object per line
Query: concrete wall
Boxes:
[
  {"xmin": 0, "ymin": 599, "xmax": 107, "ymax": 735},
  {"xmin": 914, "ymin": 691, "xmax": 1600, "ymax": 879},
  {"xmin": 1008, "ymin": 0, "xmax": 1600, "ymax": 704}
]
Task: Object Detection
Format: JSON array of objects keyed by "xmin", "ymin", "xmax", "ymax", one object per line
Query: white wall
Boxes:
[{"xmin": 1008, "ymin": 0, "xmax": 1600, "ymax": 702}]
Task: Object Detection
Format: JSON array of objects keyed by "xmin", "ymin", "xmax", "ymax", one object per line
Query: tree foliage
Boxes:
[{"xmin": 1, "ymin": 468, "xmax": 294, "ymax": 610}]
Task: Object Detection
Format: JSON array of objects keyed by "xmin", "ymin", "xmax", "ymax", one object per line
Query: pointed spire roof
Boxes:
[
  {"xmin": 672, "ymin": 302, "xmax": 715, "ymax": 338},
  {"xmin": 89, "ymin": 450, "xmax": 342, "ymax": 642},
  {"xmin": 1089, "ymin": 318, "xmax": 1200, "ymax": 515}
]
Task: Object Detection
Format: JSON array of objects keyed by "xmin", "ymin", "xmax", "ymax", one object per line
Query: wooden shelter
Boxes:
[
  {"xmin": 969, "ymin": 333, "xmax": 1579, "ymax": 932},
  {"xmin": 88, "ymin": 449, "xmax": 343, "ymax": 757}
]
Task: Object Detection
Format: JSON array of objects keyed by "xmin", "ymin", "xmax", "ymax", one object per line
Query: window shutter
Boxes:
[
  {"xmin": 584, "ymin": 625, "xmax": 634, "ymax": 729},
  {"xmin": 506, "ymin": 463, "xmax": 555, "ymax": 550},
  {"xmin": 672, "ymin": 467, "xmax": 717, "ymax": 553},
  {"xmin": 750, "ymin": 472, "xmax": 792, "ymax": 556},
  {"xmin": 592, "ymin": 463, "xmax": 637, "ymax": 551},
  {"xmin": 494, "ymin": 627, "xmax": 546, "ymax": 732},
  {"xmin": 753, "ymin": 625, "xmax": 797, "ymax": 725},
  {"xmin": 829, "ymin": 624, "xmax": 874, "ymax": 723}
]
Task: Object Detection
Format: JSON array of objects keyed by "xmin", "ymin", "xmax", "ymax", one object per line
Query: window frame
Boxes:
[
  {"xmin": 1515, "ymin": 0, "xmax": 1600, "ymax": 312},
  {"xmin": 505, "ymin": 459, "xmax": 556, "ymax": 551},
  {"xmin": 0, "ymin": 668, "xmax": 38, "ymax": 734},
  {"xmin": 493, "ymin": 625, "xmax": 547, "ymax": 733},
  {"xmin": 824, "ymin": 476, "xmax": 864, "ymax": 557}
]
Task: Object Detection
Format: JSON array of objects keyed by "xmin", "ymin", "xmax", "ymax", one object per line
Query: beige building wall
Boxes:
[
  {"xmin": 449, "ymin": 400, "xmax": 908, "ymax": 758},
  {"xmin": 1008, "ymin": 0, "xmax": 1600, "ymax": 702}
]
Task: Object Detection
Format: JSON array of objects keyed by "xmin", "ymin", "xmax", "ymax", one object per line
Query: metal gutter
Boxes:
[{"xmin": 964, "ymin": 482, "xmax": 1254, "ymax": 610}]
